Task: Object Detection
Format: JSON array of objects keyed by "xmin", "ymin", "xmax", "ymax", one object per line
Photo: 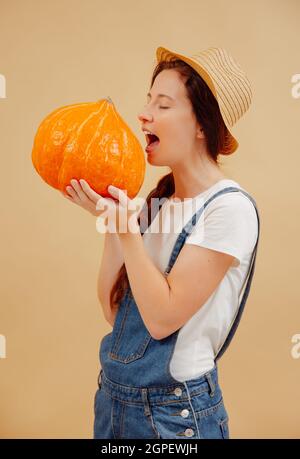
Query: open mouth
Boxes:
[{"xmin": 146, "ymin": 133, "xmax": 160, "ymax": 146}]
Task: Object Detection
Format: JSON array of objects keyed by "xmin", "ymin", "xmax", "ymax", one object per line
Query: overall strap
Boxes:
[
  {"xmin": 138, "ymin": 196, "xmax": 169, "ymax": 236},
  {"xmin": 164, "ymin": 186, "xmax": 260, "ymax": 275}
]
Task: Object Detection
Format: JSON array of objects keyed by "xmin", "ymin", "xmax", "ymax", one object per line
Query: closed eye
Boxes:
[{"xmin": 159, "ymin": 106, "xmax": 170, "ymax": 109}]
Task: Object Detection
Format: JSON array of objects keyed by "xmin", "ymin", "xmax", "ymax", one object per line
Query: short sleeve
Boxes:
[{"xmin": 185, "ymin": 193, "xmax": 259, "ymax": 268}]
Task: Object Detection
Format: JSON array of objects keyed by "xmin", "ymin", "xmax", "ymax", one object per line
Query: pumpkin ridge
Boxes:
[
  {"xmin": 58, "ymin": 106, "xmax": 104, "ymax": 189},
  {"xmin": 32, "ymin": 106, "xmax": 72, "ymax": 177},
  {"xmin": 48, "ymin": 105, "xmax": 90, "ymax": 187},
  {"xmin": 81, "ymin": 103, "xmax": 108, "ymax": 183}
]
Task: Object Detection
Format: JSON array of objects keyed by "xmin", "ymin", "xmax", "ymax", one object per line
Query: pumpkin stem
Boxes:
[{"xmin": 106, "ymin": 96, "xmax": 113, "ymax": 104}]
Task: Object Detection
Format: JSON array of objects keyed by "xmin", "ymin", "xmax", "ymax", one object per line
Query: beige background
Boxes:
[{"xmin": 0, "ymin": 0, "xmax": 300, "ymax": 439}]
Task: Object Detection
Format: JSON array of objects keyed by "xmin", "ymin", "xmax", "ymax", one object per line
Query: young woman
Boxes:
[{"xmin": 65, "ymin": 46, "xmax": 260, "ymax": 439}]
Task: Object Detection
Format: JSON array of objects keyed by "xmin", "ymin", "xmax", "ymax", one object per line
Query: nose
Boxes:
[{"xmin": 137, "ymin": 105, "xmax": 153, "ymax": 124}]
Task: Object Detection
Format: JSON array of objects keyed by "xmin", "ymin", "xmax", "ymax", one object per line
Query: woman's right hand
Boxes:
[{"xmin": 61, "ymin": 178, "xmax": 115, "ymax": 218}]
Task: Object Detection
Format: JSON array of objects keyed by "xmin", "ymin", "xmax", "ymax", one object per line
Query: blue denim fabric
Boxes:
[
  {"xmin": 94, "ymin": 364, "xmax": 229, "ymax": 439},
  {"xmin": 94, "ymin": 187, "xmax": 260, "ymax": 439}
]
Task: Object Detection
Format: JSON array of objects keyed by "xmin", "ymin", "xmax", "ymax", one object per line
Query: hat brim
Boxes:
[{"xmin": 156, "ymin": 46, "xmax": 239, "ymax": 155}]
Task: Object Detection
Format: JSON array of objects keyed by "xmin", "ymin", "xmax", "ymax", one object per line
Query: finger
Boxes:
[
  {"xmin": 108, "ymin": 185, "xmax": 128, "ymax": 207},
  {"xmin": 65, "ymin": 187, "xmax": 82, "ymax": 205},
  {"xmin": 66, "ymin": 185, "xmax": 77, "ymax": 199},
  {"xmin": 69, "ymin": 179, "xmax": 89, "ymax": 201},
  {"xmin": 62, "ymin": 191, "xmax": 73, "ymax": 200},
  {"xmin": 79, "ymin": 179, "xmax": 103, "ymax": 203}
]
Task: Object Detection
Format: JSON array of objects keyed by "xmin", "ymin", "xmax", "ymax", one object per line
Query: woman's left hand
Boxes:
[{"xmin": 105, "ymin": 185, "xmax": 140, "ymax": 234}]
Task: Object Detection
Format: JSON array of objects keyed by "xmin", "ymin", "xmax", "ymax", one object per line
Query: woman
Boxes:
[{"xmin": 65, "ymin": 46, "xmax": 260, "ymax": 439}]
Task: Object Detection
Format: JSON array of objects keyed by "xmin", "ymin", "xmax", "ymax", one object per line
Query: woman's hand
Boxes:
[
  {"xmin": 106, "ymin": 185, "xmax": 140, "ymax": 234},
  {"xmin": 62, "ymin": 179, "xmax": 112, "ymax": 218},
  {"xmin": 62, "ymin": 179, "xmax": 140, "ymax": 233}
]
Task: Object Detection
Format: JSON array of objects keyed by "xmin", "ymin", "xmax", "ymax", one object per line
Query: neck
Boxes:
[{"xmin": 170, "ymin": 155, "xmax": 228, "ymax": 200}]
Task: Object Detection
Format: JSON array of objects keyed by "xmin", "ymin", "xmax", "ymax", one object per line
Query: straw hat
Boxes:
[{"xmin": 156, "ymin": 46, "xmax": 253, "ymax": 154}]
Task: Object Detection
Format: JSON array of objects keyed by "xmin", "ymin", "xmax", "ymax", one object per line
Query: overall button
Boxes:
[
  {"xmin": 181, "ymin": 409, "xmax": 189, "ymax": 418},
  {"xmin": 184, "ymin": 428, "xmax": 194, "ymax": 437},
  {"xmin": 174, "ymin": 387, "xmax": 182, "ymax": 397}
]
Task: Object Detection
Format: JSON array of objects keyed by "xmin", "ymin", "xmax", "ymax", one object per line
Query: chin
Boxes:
[{"xmin": 147, "ymin": 154, "xmax": 167, "ymax": 167}]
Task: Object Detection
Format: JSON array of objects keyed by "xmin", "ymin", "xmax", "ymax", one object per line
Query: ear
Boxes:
[{"xmin": 196, "ymin": 126, "xmax": 205, "ymax": 139}]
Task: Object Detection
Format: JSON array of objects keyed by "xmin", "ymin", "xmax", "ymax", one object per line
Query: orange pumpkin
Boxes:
[{"xmin": 31, "ymin": 97, "xmax": 145, "ymax": 199}]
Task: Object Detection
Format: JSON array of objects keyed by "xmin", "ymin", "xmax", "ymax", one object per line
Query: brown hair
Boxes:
[{"xmin": 109, "ymin": 58, "xmax": 235, "ymax": 314}]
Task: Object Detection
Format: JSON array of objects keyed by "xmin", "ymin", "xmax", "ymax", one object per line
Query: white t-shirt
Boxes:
[{"xmin": 142, "ymin": 179, "xmax": 258, "ymax": 381}]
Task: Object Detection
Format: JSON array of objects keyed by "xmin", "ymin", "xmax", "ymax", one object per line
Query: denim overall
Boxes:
[{"xmin": 94, "ymin": 186, "xmax": 260, "ymax": 439}]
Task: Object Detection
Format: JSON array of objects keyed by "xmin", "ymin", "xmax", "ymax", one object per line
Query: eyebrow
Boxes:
[{"xmin": 147, "ymin": 93, "xmax": 175, "ymax": 101}]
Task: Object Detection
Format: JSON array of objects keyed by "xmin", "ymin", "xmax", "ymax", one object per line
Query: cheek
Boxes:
[
  {"xmin": 163, "ymin": 112, "xmax": 194, "ymax": 143},
  {"xmin": 159, "ymin": 111, "xmax": 195, "ymax": 156},
  {"xmin": 161, "ymin": 123, "xmax": 182, "ymax": 149},
  {"xmin": 166, "ymin": 130, "xmax": 193, "ymax": 155}
]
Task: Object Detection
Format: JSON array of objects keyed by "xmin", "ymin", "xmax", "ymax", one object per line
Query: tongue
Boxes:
[{"xmin": 146, "ymin": 139, "xmax": 160, "ymax": 152}]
